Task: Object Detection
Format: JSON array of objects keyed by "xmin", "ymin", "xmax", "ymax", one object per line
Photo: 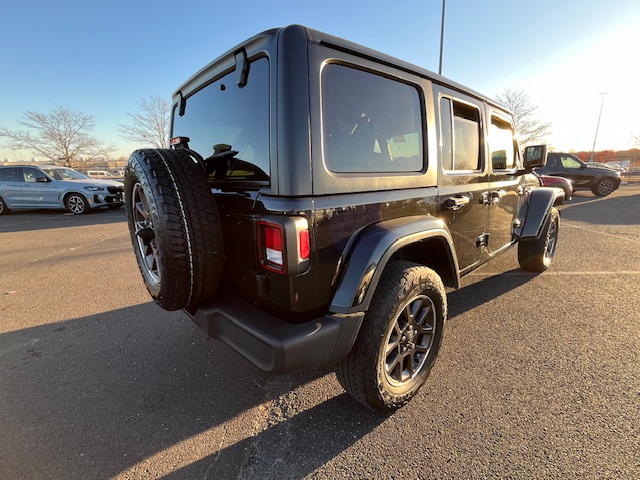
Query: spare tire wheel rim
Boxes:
[{"xmin": 132, "ymin": 183, "xmax": 160, "ymax": 282}]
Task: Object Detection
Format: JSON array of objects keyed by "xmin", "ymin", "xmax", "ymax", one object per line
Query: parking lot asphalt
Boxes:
[{"xmin": 1, "ymin": 185, "xmax": 639, "ymax": 479}]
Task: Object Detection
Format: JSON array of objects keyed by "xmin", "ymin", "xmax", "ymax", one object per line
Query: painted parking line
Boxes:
[{"xmin": 467, "ymin": 270, "xmax": 640, "ymax": 276}]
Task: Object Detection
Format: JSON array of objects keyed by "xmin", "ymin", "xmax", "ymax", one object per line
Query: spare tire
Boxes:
[{"xmin": 124, "ymin": 148, "xmax": 223, "ymax": 311}]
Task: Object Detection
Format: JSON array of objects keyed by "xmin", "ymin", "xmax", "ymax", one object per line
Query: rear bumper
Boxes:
[{"xmin": 186, "ymin": 292, "xmax": 364, "ymax": 374}]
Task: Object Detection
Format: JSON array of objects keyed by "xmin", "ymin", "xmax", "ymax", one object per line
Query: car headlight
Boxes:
[{"xmin": 84, "ymin": 186, "xmax": 105, "ymax": 191}]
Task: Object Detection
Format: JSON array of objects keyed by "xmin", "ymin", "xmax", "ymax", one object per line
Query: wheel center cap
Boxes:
[{"xmin": 400, "ymin": 326, "xmax": 416, "ymax": 351}]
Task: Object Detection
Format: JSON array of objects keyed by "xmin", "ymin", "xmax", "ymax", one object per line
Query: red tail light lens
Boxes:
[
  {"xmin": 258, "ymin": 217, "xmax": 310, "ymax": 275},
  {"xmin": 259, "ymin": 221, "xmax": 285, "ymax": 272},
  {"xmin": 299, "ymin": 229, "xmax": 310, "ymax": 260}
]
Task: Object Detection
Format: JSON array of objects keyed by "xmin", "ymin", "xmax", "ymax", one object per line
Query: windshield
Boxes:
[
  {"xmin": 172, "ymin": 57, "xmax": 270, "ymax": 185},
  {"xmin": 41, "ymin": 167, "xmax": 89, "ymax": 180}
]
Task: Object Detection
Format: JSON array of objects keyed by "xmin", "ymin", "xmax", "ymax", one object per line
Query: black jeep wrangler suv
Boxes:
[{"xmin": 124, "ymin": 25, "xmax": 560, "ymax": 412}]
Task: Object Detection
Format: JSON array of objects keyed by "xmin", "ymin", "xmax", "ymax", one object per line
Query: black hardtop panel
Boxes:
[
  {"xmin": 303, "ymin": 26, "xmax": 508, "ymax": 114},
  {"xmin": 172, "ymin": 24, "xmax": 509, "ymax": 117},
  {"xmin": 171, "ymin": 27, "xmax": 282, "ymax": 100}
]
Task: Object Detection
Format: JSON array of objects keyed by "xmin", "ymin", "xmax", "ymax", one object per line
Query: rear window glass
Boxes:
[
  {"xmin": 172, "ymin": 57, "xmax": 270, "ymax": 184},
  {"xmin": 321, "ymin": 64, "xmax": 424, "ymax": 173}
]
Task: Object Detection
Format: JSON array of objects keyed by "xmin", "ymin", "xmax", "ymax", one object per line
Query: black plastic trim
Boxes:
[
  {"xmin": 330, "ymin": 215, "xmax": 459, "ymax": 313},
  {"xmin": 517, "ymin": 187, "xmax": 559, "ymax": 240},
  {"xmin": 187, "ymin": 291, "xmax": 364, "ymax": 374}
]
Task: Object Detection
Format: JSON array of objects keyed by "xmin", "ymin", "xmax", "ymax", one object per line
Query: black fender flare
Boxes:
[
  {"xmin": 329, "ymin": 215, "xmax": 459, "ymax": 314},
  {"xmin": 516, "ymin": 187, "xmax": 561, "ymax": 240}
]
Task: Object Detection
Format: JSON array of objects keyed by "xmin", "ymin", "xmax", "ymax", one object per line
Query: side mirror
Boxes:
[
  {"xmin": 523, "ymin": 145, "xmax": 548, "ymax": 169},
  {"xmin": 35, "ymin": 176, "xmax": 49, "ymax": 183}
]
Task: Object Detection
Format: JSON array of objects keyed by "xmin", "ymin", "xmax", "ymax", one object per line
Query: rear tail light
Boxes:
[
  {"xmin": 260, "ymin": 222, "xmax": 285, "ymax": 272},
  {"xmin": 258, "ymin": 217, "xmax": 310, "ymax": 274},
  {"xmin": 299, "ymin": 229, "xmax": 310, "ymax": 260}
]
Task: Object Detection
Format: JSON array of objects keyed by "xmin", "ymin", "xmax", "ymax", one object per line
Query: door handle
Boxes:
[
  {"xmin": 443, "ymin": 194, "xmax": 471, "ymax": 211},
  {"xmin": 481, "ymin": 190, "xmax": 506, "ymax": 205}
]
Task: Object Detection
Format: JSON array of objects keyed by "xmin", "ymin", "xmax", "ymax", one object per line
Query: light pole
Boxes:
[
  {"xmin": 590, "ymin": 92, "xmax": 608, "ymax": 162},
  {"xmin": 439, "ymin": 0, "xmax": 446, "ymax": 75}
]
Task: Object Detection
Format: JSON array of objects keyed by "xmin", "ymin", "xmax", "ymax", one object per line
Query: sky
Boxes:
[{"xmin": 1, "ymin": 0, "xmax": 640, "ymax": 162}]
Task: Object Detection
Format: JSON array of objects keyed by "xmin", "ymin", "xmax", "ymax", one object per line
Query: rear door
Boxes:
[
  {"xmin": 486, "ymin": 110, "xmax": 522, "ymax": 254},
  {"xmin": 435, "ymin": 88, "xmax": 489, "ymax": 273},
  {"xmin": 0, "ymin": 167, "xmax": 26, "ymax": 207}
]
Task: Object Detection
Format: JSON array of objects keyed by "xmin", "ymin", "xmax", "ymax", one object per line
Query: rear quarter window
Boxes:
[{"xmin": 321, "ymin": 64, "xmax": 424, "ymax": 174}]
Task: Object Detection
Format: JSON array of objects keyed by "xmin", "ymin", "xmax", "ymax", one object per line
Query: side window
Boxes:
[
  {"xmin": 560, "ymin": 155, "xmax": 582, "ymax": 169},
  {"xmin": 23, "ymin": 168, "xmax": 40, "ymax": 182},
  {"xmin": 440, "ymin": 97, "xmax": 481, "ymax": 172},
  {"xmin": 3, "ymin": 167, "xmax": 23, "ymax": 183},
  {"xmin": 322, "ymin": 64, "xmax": 424, "ymax": 173},
  {"xmin": 490, "ymin": 116, "xmax": 517, "ymax": 170}
]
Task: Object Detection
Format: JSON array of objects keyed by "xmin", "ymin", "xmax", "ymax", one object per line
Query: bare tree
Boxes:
[
  {"xmin": 118, "ymin": 95, "xmax": 171, "ymax": 149},
  {"xmin": 495, "ymin": 88, "xmax": 552, "ymax": 147},
  {"xmin": 632, "ymin": 132, "xmax": 640, "ymax": 148},
  {"xmin": 0, "ymin": 106, "xmax": 114, "ymax": 168}
]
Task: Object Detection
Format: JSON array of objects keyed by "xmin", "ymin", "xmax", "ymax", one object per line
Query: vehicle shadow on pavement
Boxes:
[
  {"xmin": 0, "ymin": 302, "xmax": 382, "ymax": 479},
  {"xmin": 447, "ymin": 269, "xmax": 537, "ymax": 321},
  {"xmin": 167, "ymin": 393, "xmax": 385, "ymax": 479}
]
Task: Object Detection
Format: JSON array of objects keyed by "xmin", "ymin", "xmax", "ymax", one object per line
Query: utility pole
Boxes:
[
  {"xmin": 590, "ymin": 92, "xmax": 608, "ymax": 162},
  {"xmin": 439, "ymin": 0, "xmax": 446, "ymax": 75}
]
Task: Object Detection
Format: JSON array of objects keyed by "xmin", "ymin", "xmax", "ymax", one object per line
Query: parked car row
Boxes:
[
  {"xmin": 0, "ymin": 149, "xmax": 625, "ymax": 217},
  {"xmin": 86, "ymin": 170, "xmax": 122, "ymax": 179},
  {"xmin": 0, "ymin": 164, "xmax": 125, "ymax": 215}
]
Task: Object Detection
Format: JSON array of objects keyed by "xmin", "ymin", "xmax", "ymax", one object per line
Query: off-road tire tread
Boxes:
[
  {"xmin": 336, "ymin": 261, "xmax": 446, "ymax": 413},
  {"xmin": 125, "ymin": 148, "xmax": 223, "ymax": 311}
]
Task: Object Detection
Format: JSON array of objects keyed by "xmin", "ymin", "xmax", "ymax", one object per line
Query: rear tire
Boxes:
[
  {"xmin": 125, "ymin": 148, "xmax": 224, "ymax": 311},
  {"xmin": 518, "ymin": 207, "xmax": 559, "ymax": 272},
  {"xmin": 0, "ymin": 197, "xmax": 9, "ymax": 215},
  {"xmin": 336, "ymin": 261, "xmax": 446, "ymax": 413}
]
